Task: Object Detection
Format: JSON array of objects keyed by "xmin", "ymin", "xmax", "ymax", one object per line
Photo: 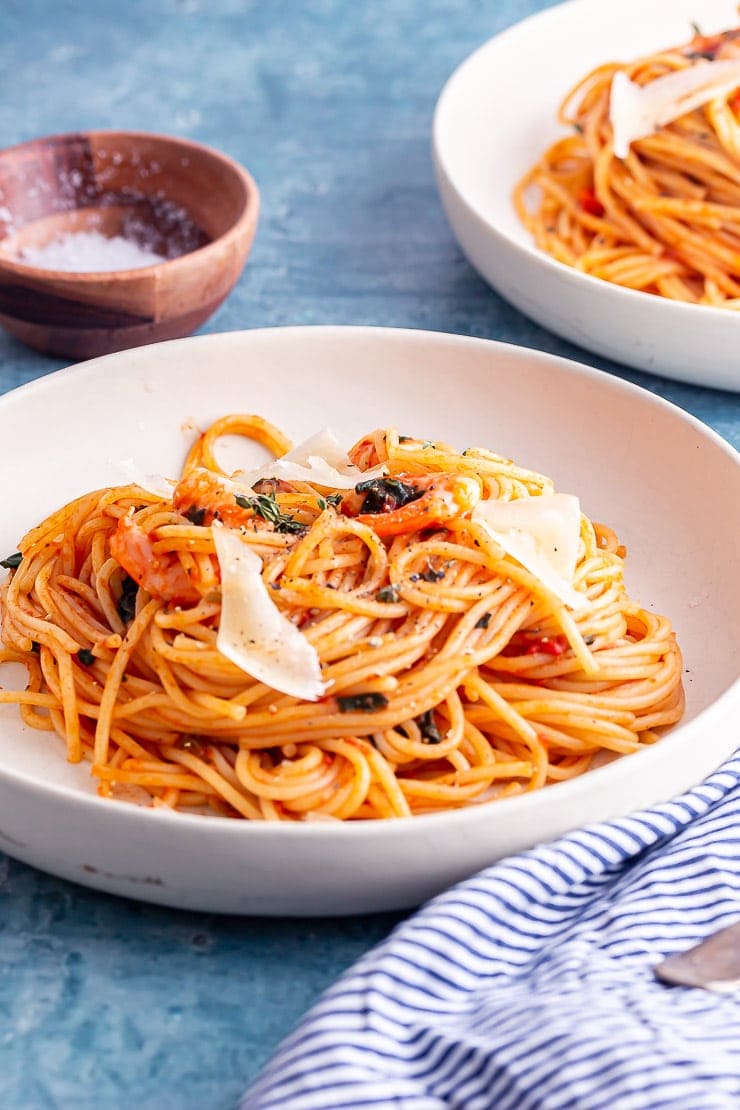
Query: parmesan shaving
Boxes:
[
  {"xmin": 117, "ymin": 459, "xmax": 175, "ymax": 500},
  {"xmin": 472, "ymin": 493, "xmax": 589, "ymax": 611},
  {"xmin": 233, "ymin": 428, "xmax": 387, "ymax": 490},
  {"xmin": 610, "ymin": 59, "xmax": 740, "ymax": 159},
  {"xmin": 213, "ymin": 526, "xmax": 325, "ymax": 700}
]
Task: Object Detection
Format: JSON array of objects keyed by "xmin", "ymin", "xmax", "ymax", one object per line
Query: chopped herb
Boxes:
[
  {"xmin": 117, "ymin": 575, "xmax": 139, "ymax": 622},
  {"xmin": 235, "ymin": 492, "xmax": 306, "ymax": 534},
  {"xmin": 376, "ymin": 585, "xmax": 400, "ymax": 603},
  {"xmin": 475, "ymin": 612, "xmax": 492, "ymax": 630},
  {"xmin": 354, "ymin": 477, "xmax": 423, "ymax": 515},
  {"xmin": 184, "ymin": 505, "xmax": 207, "ymax": 526},
  {"xmin": 337, "ymin": 692, "xmax": 389, "ymax": 713},
  {"xmin": 316, "ymin": 493, "xmax": 342, "ymax": 511},
  {"xmin": 690, "ymin": 19, "xmax": 703, "ymax": 35},
  {"xmin": 416, "ymin": 709, "xmax": 443, "ymax": 745},
  {"xmin": 0, "ymin": 552, "xmax": 22, "ymax": 570},
  {"xmin": 77, "ymin": 648, "xmax": 95, "ymax": 666},
  {"xmin": 419, "ymin": 563, "xmax": 444, "ymax": 583},
  {"xmin": 421, "ymin": 441, "xmax": 434, "ymax": 450},
  {"xmin": 584, "ymin": 635, "xmax": 596, "ymax": 646}
]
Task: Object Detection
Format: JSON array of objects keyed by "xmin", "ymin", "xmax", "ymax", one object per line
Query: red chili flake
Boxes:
[
  {"xmin": 528, "ymin": 635, "xmax": 569, "ymax": 656},
  {"xmin": 579, "ymin": 187, "xmax": 605, "ymax": 218},
  {"xmin": 730, "ymin": 89, "xmax": 740, "ymax": 115},
  {"xmin": 501, "ymin": 632, "xmax": 569, "ymax": 657}
]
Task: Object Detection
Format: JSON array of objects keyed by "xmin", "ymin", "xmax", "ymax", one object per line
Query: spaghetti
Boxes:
[
  {"xmin": 514, "ymin": 24, "xmax": 740, "ymax": 306},
  {"xmin": 0, "ymin": 414, "xmax": 683, "ymax": 821}
]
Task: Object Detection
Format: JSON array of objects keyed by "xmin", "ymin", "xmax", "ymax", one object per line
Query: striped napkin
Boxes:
[{"xmin": 241, "ymin": 755, "xmax": 740, "ymax": 1109}]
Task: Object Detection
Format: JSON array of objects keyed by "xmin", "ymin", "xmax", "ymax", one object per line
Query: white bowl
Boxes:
[
  {"xmin": 0, "ymin": 326, "xmax": 738, "ymax": 915},
  {"xmin": 433, "ymin": 0, "xmax": 740, "ymax": 392}
]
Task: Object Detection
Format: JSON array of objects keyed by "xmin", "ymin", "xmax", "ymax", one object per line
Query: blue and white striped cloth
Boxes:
[{"xmin": 241, "ymin": 755, "xmax": 740, "ymax": 1109}]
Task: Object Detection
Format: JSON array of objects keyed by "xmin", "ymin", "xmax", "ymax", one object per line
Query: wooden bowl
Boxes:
[{"xmin": 0, "ymin": 131, "xmax": 259, "ymax": 359}]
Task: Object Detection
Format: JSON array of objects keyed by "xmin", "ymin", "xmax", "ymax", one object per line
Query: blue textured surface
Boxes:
[{"xmin": 0, "ymin": 2, "xmax": 738, "ymax": 1107}]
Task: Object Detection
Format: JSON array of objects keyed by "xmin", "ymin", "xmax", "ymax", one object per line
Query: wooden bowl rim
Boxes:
[{"xmin": 0, "ymin": 129, "xmax": 259, "ymax": 282}]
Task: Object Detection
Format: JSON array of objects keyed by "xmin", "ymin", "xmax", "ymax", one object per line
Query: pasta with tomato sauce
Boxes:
[
  {"xmin": 0, "ymin": 414, "xmax": 684, "ymax": 821},
  {"xmin": 514, "ymin": 23, "xmax": 740, "ymax": 306}
]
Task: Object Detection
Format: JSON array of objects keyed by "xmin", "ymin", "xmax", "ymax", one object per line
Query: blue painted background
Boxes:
[{"xmin": 1, "ymin": 2, "xmax": 738, "ymax": 1106}]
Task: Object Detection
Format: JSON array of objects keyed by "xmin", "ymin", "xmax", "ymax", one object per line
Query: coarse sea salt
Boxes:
[{"xmin": 19, "ymin": 230, "xmax": 165, "ymax": 272}]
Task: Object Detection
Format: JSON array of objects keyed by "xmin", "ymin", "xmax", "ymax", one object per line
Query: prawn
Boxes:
[
  {"xmin": 109, "ymin": 515, "xmax": 202, "ymax": 604},
  {"xmin": 343, "ymin": 473, "xmax": 482, "ymax": 537},
  {"xmin": 172, "ymin": 468, "xmax": 253, "ymax": 528},
  {"xmin": 172, "ymin": 468, "xmax": 293, "ymax": 529}
]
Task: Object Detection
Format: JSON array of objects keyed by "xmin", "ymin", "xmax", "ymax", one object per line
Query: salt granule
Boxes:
[{"xmin": 19, "ymin": 230, "xmax": 165, "ymax": 272}]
